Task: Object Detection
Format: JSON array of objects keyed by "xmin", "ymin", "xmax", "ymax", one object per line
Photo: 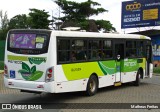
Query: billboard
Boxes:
[{"xmin": 121, "ymin": 0, "xmax": 160, "ymax": 29}]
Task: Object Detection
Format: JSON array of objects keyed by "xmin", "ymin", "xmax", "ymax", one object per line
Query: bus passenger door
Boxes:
[
  {"xmin": 115, "ymin": 44, "xmax": 124, "ymax": 82},
  {"xmin": 146, "ymin": 45, "xmax": 152, "ymax": 77}
]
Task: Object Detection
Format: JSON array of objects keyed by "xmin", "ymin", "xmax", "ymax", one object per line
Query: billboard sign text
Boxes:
[{"xmin": 121, "ymin": 0, "xmax": 160, "ymax": 28}]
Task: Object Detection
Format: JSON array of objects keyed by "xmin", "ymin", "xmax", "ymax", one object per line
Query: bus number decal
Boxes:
[{"xmin": 71, "ymin": 68, "xmax": 81, "ymax": 72}]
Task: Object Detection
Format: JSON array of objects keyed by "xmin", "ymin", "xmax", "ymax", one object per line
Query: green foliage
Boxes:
[
  {"xmin": 54, "ymin": 0, "xmax": 116, "ymax": 32},
  {"xmin": 28, "ymin": 8, "xmax": 50, "ymax": 29},
  {"xmin": 0, "ymin": 11, "xmax": 9, "ymax": 30},
  {"xmin": 8, "ymin": 14, "xmax": 29, "ymax": 29},
  {"xmin": 78, "ymin": 20, "xmax": 89, "ymax": 30},
  {"xmin": 0, "ymin": 61, "xmax": 4, "ymax": 70},
  {"xmin": 95, "ymin": 20, "xmax": 116, "ymax": 32},
  {"xmin": 0, "ymin": 29, "xmax": 8, "ymax": 40},
  {"xmin": 8, "ymin": 8, "xmax": 50, "ymax": 30},
  {"xmin": 153, "ymin": 67, "xmax": 160, "ymax": 74},
  {"xmin": 0, "ymin": 10, "xmax": 9, "ymax": 40},
  {"xmin": 79, "ymin": 0, "xmax": 107, "ymax": 18},
  {"xmin": 0, "ymin": 9, "xmax": 51, "ymax": 40},
  {"xmin": 54, "ymin": 0, "xmax": 107, "ymax": 21},
  {"xmin": 0, "ymin": 41, "xmax": 5, "ymax": 61}
]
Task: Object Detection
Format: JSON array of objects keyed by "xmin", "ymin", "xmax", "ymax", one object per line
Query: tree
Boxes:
[
  {"xmin": 8, "ymin": 9, "xmax": 51, "ymax": 29},
  {"xmin": 8, "ymin": 14, "xmax": 29, "ymax": 29},
  {"xmin": 79, "ymin": 0, "xmax": 107, "ymax": 19},
  {"xmin": 0, "ymin": 10, "xmax": 9, "ymax": 30},
  {"xmin": 28, "ymin": 8, "xmax": 50, "ymax": 29},
  {"xmin": 95, "ymin": 20, "xmax": 116, "ymax": 32},
  {"xmin": 0, "ymin": 10, "xmax": 9, "ymax": 40},
  {"xmin": 53, "ymin": 0, "xmax": 116, "ymax": 32},
  {"xmin": 54, "ymin": 0, "xmax": 107, "ymax": 21}
]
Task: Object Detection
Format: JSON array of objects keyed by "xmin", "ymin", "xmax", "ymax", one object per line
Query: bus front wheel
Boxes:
[
  {"xmin": 133, "ymin": 70, "xmax": 141, "ymax": 86},
  {"xmin": 86, "ymin": 75, "xmax": 98, "ymax": 96}
]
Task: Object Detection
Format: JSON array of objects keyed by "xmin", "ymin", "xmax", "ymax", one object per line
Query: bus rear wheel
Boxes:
[
  {"xmin": 86, "ymin": 75, "xmax": 98, "ymax": 96},
  {"xmin": 133, "ymin": 70, "xmax": 141, "ymax": 86}
]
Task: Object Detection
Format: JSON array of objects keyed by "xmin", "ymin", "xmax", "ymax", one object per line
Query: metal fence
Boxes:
[{"xmin": 0, "ymin": 40, "xmax": 5, "ymax": 61}]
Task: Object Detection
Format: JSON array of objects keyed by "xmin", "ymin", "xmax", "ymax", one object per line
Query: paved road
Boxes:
[{"xmin": 0, "ymin": 74, "xmax": 160, "ymax": 112}]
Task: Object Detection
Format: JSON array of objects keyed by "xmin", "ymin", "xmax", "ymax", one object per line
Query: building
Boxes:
[{"xmin": 131, "ymin": 29, "xmax": 160, "ymax": 67}]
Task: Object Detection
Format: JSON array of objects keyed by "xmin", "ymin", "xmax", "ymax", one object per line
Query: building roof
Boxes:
[{"xmin": 130, "ymin": 29, "xmax": 160, "ymax": 37}]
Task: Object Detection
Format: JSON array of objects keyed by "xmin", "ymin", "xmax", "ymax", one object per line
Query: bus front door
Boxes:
[
  {"xmin": 115, "ymin": 44, "xmax": 124, "ymax": 83},
  {"xmin": 146, "ymin": 45, "xmax": 152, "ymax": 77}
]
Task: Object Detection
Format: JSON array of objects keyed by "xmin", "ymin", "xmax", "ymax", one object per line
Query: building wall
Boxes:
[{"xmin": 151, "ymin": 35, "xmax": 160, "ymax": 67}]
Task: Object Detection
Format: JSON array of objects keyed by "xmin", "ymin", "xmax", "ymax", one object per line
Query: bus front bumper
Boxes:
[{"xmin": 4, "ymin": 77, "xmax": 55, "ymax": 93}]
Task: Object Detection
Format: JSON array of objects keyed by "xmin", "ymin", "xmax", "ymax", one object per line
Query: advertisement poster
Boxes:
[{"xmin": 121, "ymin": 0, "xmax": 160, "ymax": 28}]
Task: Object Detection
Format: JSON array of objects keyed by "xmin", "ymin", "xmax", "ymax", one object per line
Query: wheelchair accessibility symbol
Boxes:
[{"xmin": 10, "ymin": 70, "xmax": 15, "ymax": 78}]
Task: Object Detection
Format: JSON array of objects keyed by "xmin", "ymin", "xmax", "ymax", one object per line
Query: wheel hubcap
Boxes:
[{"xmin": 90, "ymin": 80, "xmax": 96, "ymax": 92}]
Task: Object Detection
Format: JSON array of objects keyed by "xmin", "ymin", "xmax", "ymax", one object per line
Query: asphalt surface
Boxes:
[{"xmin": 0, "ymin": 74, "xmax": 160, "ymax": 112}]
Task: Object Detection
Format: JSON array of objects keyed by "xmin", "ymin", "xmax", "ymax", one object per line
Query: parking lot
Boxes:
[{"xmin": 0, "ymin": 74, "xmax": 160, "ymax": 112}]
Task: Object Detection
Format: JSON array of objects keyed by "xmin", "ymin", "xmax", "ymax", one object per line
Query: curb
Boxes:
[
  {"xmin": 0, "ymin": 70, "xmax": 4, "ymax": 74},
  {"xmin": 153, "ymin": 73, "xmax": 160, "ymax": 76}
]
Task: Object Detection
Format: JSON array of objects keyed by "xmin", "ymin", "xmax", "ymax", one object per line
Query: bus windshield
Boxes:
[{"xmin": 7, "ymin": 30, "xmax": 51, "ymax": 55}]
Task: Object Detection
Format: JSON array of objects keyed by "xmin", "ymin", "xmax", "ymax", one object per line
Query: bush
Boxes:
[
  {"xmin": 0, "ymin": 61, "xmax": 4, "ymax": 70},
  {"xmin": 153, "ymin": 67, "xmax": 160, "ymax": 74}
]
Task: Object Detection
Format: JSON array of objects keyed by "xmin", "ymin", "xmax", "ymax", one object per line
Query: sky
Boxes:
[{"xmin": 1, "ymin": 0, "xmax": 157, "ymax": 33}]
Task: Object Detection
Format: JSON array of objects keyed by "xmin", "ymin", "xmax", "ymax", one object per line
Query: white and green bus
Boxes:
[{"xmin": 4, "ymin": 29, "xmax": 153, "ymax": 96}]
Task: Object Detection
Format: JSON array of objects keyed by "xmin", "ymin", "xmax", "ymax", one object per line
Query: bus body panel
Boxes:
[
  {"xmin": 54, "ymin": 79, "xmax": 88, "ymax": 93},
  {"xmin": 4, "ymin": 30, "xmax": 153, "ymax": 94},
  {"xmin": 121, "ymin": 71, "xmax": 137, "ymax": 83},
  {"xmin": 4, "ymin": 77, "xmax": 55, "ymax": 93},
  {"xmin": 149, "ymin": 64, "xmax": 153, "ymax": 78},
  {"xmin": 6, "ymin": 53, "xmax": 48, "ymax": 82}
]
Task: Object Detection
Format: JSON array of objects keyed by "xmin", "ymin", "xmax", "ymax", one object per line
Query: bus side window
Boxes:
[
  {"xmin": 71, "ymin": 51, "xmax": 76, "ymax": 61},
  {"xmin": 72, "ymin": 40, "xmax": 87, "ymax": 61},
  {"xmin": 58, "ymin": 39, "xmax": 70, "ymax": 63},
  {"xmin": 126, "ymin": 41, "xmax": 137, "ymax": 58},
  {"xmin": 88, "ymin": 40, "xmax": 102, "ymax": 60},
  {"xmin": 58, "ymin": 51, "xmax": 70, "ymax": 62},
  {"xmin": 76, "ymin": 49, "xmax": 87, "ymax": 60},
  {"xmin": 102, "ymin": 40, "xmax": 113, "ymax": 59},
  {"xmin": 137, "ymin": 41, "xmax": 144, "ymax": 57}
]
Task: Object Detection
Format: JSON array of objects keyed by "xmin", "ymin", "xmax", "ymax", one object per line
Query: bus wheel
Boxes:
[
  {"xmin": 86, "ymin": 75, "xmax": 98, "ymax": 96},
  {"xmin": 134, "ymin": 70, "xmax": 141, "ymax": 86}
]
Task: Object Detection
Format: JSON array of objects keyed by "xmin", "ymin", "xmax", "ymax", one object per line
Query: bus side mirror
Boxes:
[{"xmin": 117, "ymin": 55, "xmax": 121, "ymax": 61}]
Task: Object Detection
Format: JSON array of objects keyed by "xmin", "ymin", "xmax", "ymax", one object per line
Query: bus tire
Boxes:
[
  {"xmin": 86, "ymin": 75, "xmax": 98, "ymax": 96},
  {"xmin": 133, "ymin": 70, "xmax": 141, "ymax": 86}
]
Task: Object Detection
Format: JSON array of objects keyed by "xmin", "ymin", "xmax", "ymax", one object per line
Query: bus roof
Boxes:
[
  {"xmin": 52, "ymin": 31, "xmax": 151, "ymax": 40},
  {"xmin": 9, "ymin": 29, "xmax": 151, "ymax": 40}
]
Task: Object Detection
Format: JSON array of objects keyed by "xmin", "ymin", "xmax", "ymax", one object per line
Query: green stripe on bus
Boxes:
[
  {"xmin": 62, "ymin": 58, "xmax": 146, "ymax": 81},
  {"xmin": 8, "ymin": 55, "xmax": 28, "ymax": 61},
  {"xmin": 7, "ymin": 55, "xmax": 47, "ymax": 64},
  {"xmin": 62, "ymin": 62, "xmax": 104, "ymax": 81}
]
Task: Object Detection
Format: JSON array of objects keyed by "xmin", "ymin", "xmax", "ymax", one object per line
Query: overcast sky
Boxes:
[{"xmin": 0, "ymin": 0, "xmax": 148, "ymax": 33}]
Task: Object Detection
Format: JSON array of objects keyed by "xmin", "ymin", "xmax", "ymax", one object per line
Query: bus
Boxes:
[{"xmin": 4, "ymin": 29, "xmax": 153, "ymax": 96}]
